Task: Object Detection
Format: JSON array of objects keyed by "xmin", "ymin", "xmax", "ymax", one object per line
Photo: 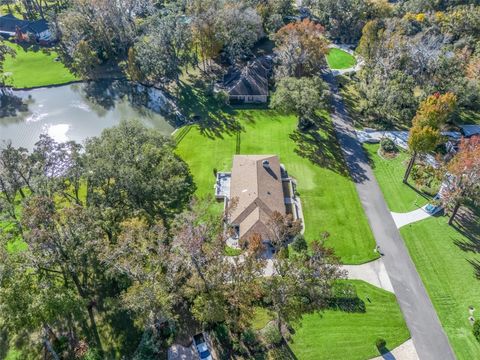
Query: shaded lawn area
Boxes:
[
  {"xmin": 253, "ymin": 281, "xmax": 410, "ymax": 360},
  {"xmin": 3, "ymin": 42, "xmax": 77, "ymax": 89},
  {"xmin": 363, "ymin": 144, "xmax": 430, "ymax": 213},
  {"xmin": 176, "ymin": 110, "xmax": 377, "ymax": 264},
  {"xmin": 326, "ymin": 48, "xmax": 356, "ymax": 70},
  {"xmin": 400, "ymin": 211, "xmax": 480, "ymax": 360}
]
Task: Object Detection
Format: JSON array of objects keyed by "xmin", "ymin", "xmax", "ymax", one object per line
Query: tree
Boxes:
[
  {"xmin": 84, "ymin": 120, "xmax": 195, "ymax": 238},
  {"xmin": 266, "ymin": 211, "xmax": 302, "ymax": 251},
  {"xmin": 20, "ymin": 197, "xmax": 106, "ymax": 353},
  {"xmin": 172, "ymin": 199, "xmax": 264, "ymax": 336},
  {"xmin": 305, "ymin": 0, "xmax": 388, "ymax": 43},
  {"xmin": 101, "ymin": 218, "xmax": 175, "ymax": 328},
  {"xmin": 442, "ymin": 136, "xmax": 480, "ymax": 224},
  {"xmin": 263, "ymin": 240, "xmax": 345, "ymax": 331},
  {"xmin": 57, "ymin": 0, "xmax": 144, "ymax": 77},
  {"xmin": 291, "ymin": 234, "xmax": 308, "ymax": 253},
  {"xmin": 270, "ymin": 76, "xmax": 329, "ymax": 123},
  {"xmin": 403, "ymin": 92, "xmax": 457, "ymax": 183},
  {"xmin": 129, "ymin": 13, "xmax": 194, "ymax": 84},
  {"xmin": 0, "ymin": 40, "xmax": 15, "ymax": 91},
  {"xmin": 273, "ymin": 19, "xmax": 329, "ymax": 78},
  {"xmin": 0, "ymin": 244, "xmax": 82, "ymax": 359},
  {"xmin": 216, "ymin": 4, "xmax": 264, "ymax": 61},
  {"xmin": 71, "ymin": 40, "xmax": 100, "ymax": 79},
  {"xmin": 189, "ymin": 0, "xmax": 223, "ymax": 71}
]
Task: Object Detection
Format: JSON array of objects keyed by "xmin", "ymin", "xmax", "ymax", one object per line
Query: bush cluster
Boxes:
[{"xmin": 380, "ymin": 138, "xmax": 398, "ymax": 153}]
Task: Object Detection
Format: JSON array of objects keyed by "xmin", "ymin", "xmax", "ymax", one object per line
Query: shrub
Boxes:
[
  {"xmin": 375, "ymin": 338, "xmax": 386, "ymax": 351},
  {"xmin": 291, "ymin": 234, "xmax": 308, "ymax": 253},
  {"xmin": 214, "ymin": 90, "xmax": 229, "ymax": 104},
  {"xmin": 380, "ymin": 138, "xmax": 398, "ymax": 153},
  {"xmin": 473, "ymin": 320, "xmax": 480, "ymax": 342},
  {"xmin": 241, "ymin": 328, "xmax": 258, "ymax": 346},
  {"xmin": 262, "ymin": 323, "xmax": 283, "ymax": 347}
]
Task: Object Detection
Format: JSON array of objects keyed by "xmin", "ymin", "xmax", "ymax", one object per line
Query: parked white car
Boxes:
[{"xmin": 193, "ymin": 333, "xmax": 213, "ymax": 360}]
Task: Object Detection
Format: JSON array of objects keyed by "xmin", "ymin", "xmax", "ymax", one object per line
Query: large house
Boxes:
[
  {"xmin": 215, "ymin": 155, "xmax": 302, "ymax": 245},
  {"xmin": 220, "ymin": 56, "xmax": 272, "ymax": 104},
  {"xmin": 0, "ymin": 14, "xmax": 53, "ymax": 43}
]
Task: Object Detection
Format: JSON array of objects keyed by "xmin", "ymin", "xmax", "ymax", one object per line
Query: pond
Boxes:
[{"xmin": 0, "ymin": 81, "xmax": 176, "ymax": 150}]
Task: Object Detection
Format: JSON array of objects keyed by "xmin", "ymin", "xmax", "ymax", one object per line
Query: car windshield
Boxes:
[{"xmin": 200, "ymin": 350, "xmax": 211, "ymax": 359}]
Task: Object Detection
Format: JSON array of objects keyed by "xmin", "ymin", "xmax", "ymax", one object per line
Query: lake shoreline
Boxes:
[{"xmin": 1, "ymin": 81, "xmax": 178, "ymax": 150}]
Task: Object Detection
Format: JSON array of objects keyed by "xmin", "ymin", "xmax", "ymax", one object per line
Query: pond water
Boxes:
[{"xmin": 0, "ymin": 81, "xmax": 176, "ymax": 150}]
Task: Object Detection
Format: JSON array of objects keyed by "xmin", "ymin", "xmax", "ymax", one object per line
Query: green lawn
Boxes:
[
  {"xmin": 253, "ymin": 280, "xmax": 410, "ymax": 360},
  {"xmin": 326, "ymin": 48, "xmax": 357, "ymax": 70},
  {"xmin": 401, "ymin": 215, "xmax": 480, "ymax": 360},
  {"xmin": 363, "ymin": 144, "xmax": 431, "ymax": 213},
  {"xmin": 3, "ymin": 42, "xmax": 77, "ymax": 89},
  {"xmin": 176, "ymin": 110, "xmax": 377, "ymax": 264},
  {"xmin": 252, "ymin": 307, "xmax": 274, "ymax": 331}
]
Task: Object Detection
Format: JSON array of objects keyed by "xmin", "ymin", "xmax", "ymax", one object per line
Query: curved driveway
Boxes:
[{"xmin": 324, "ymin": 72, "xmax": 456, "ymax": 360}]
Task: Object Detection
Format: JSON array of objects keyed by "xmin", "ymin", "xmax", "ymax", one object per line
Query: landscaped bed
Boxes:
[
  {"xmin": 176, "ymin": 110, "xmax": 377, "ymax": 264},
  {"xmin": 3, "ymin": 42, "xmax": 77, "ymax": 89},
  {"xmin": 326, "ymin": 48, "xmax": 357, "ymax": 70},
  {"xmin": 253, "ymin": 280, "xmax": 410, "ymax": 360}
]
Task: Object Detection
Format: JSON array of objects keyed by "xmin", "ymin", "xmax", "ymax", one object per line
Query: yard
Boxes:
[
  {"xmin": 365, "ymin": 142, "xmax": 480, "ymax": 359},
  {"xmin": 253, "ymin": 280, "xmax": 410, "ymax": 360},
  {"xmin": 326, "ymin": 48, "xmax": 357, "ymax": 70},
  {"xmin": 363, "ymin": 143, "xmax": 430, "ymax": 212},
  {"xmin": 401, "ymin": 214, "xmax": 480, "ymax": 360},
  {"xmin": 175, "ymin": 106, "xmax": 377, "ymax": 264},
  {"xmin": 3, "ymin": 42, "xmax": 77, "ymax": 88}
]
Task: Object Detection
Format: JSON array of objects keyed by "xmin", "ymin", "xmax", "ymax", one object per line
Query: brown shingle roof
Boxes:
[{"xmin": 229, "ymin": 155, "xmax": 286, "ymax": 241}]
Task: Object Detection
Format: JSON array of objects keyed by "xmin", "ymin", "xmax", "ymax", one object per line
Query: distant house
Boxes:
[
  {"xmin": 0, "ymin": 14, "xmax": 53, "ymax": 43},
  {"xmin": 220, "ymin": 56, "xmax": 272, "ymax": 103},
  {"xmin": 460, "ymin": 125, "xmax": 480, "ymax": 138},
  {"xmin": 215, "ymin": 155, "xmax": 302, "ymax": 244}
]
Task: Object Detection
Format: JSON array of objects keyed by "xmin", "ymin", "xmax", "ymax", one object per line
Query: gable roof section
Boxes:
[
  {"xmin": 223, "ymin": 56, "xmax": 272, "ymax": 97},
  {"xmin": 27, "ymin": 19, "xmax": 49, "ymax": 33},
  {"xmin": 0, "ymin": 14, "xmax": 29, "ymax": 33},
  {"xmin": 229, "ymin": 155, "xmax": 286, "ymax": 240},
  {"xmin": 0, "ymin": 14, "xmax": 49, "ymax": 34},
  {"xmin": 460, "ymin": 125, "xmax": 480, "ymax": 137}
]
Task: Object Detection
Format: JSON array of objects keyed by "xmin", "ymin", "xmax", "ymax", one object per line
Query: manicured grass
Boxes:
[
  {"xmin": 3, "ymin": 42, "xmax": 77, "ymax": 88},
  {"xmin": 252, "ymin": 307, "xmax": 273, "ymax": 331},
  {"xmin": 363, "ymin": 144, "xmax": 430, "ymax": 213},
  {"xmin": 252, "ymin": 280, "xmax": 409, "ymax": 360},
  {"xmin": 326, "ymin": 48, "xmax": 356, "ymax": 70},
  {"xmin": 224, "ymin": 246, "xmax": 243, "ymax": 256},
  {"xmin": 401, "ymin": 215, "xmax": 480, "ymax": 360},
  {"xmin": 176, "ymin": 110, "xmax": 377, "ymax": 264}
]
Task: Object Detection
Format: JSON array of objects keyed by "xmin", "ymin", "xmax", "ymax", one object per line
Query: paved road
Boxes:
[{"xmin": 324, "ymin": 72, "xmax": 456, "ymax": 360}]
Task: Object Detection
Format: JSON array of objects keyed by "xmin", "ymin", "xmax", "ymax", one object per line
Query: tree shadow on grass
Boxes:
[
  {"xmin": 404, "ymin": 182, "xmax": 432, "ymax": 202},
  {"xmin": 100, "ymin": 305, "xmax": 143, "ymax": 358},
  {"xmin": 451, "ymin": 207, "xmax": 480, "ymax": 254},
  {"xmin": 327, "ymin": 296, "xmax": 367, "ymax": 313},
  {"xmin": 289, "ymin": 113, "xmax": 350, "ymax": 177},
  {"xmin": 176, "ymin": 81, "xmax": 245, "ymax": 140}
]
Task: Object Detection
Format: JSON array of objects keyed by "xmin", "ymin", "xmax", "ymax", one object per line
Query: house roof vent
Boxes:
[{"xmin": 262, "ymin": 160, "xmax": 270, "ymax": 168}]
